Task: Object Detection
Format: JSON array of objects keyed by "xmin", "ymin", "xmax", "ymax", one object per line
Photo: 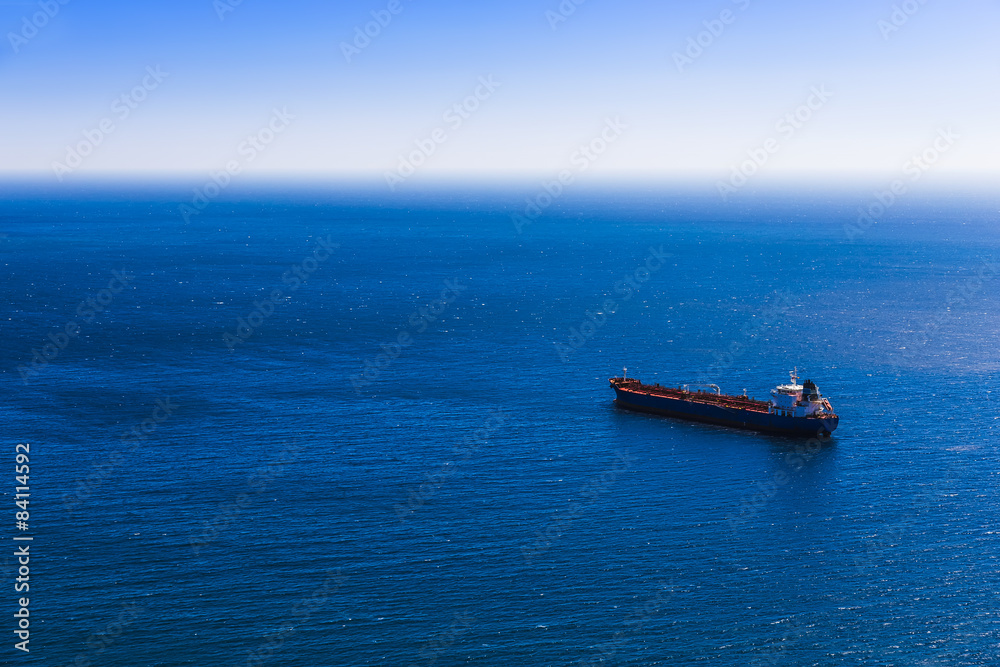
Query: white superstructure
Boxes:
[{"xmin": 769, "ymin": 368, "xmax": 835, "ymax": 418}]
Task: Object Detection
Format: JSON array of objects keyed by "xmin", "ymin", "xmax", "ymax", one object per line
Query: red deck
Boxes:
[{"xmin": 610, "ymin": 377, "xmax": 771, "ymax": 414}]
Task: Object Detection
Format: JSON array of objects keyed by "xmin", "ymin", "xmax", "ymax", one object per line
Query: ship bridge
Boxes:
[{"xmin": 769, "ymin": 369, "xmax": 834, "ymax": 418}]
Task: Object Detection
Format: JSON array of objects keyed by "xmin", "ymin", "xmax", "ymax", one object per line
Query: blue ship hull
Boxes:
[{"xmin": 612, "ymin": 383, "xmax": 838, "ymax": 437}]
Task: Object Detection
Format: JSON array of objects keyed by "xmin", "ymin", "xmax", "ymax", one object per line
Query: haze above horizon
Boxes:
[{"xmin": 3, "ymin": 0, "xmax": 997, "ymax": 187}]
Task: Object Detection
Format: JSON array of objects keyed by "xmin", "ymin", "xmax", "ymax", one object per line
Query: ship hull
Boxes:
[{"xmin": 612, "ymin": 386, "xmax": 838, "ymax": 437}]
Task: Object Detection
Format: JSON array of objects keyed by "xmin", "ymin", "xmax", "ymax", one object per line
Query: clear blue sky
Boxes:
[{"xmin": 2, "ymin": 0, "xmax": 997, "ymax": 183}]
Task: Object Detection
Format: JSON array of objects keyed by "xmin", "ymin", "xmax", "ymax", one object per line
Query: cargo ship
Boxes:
[{"xmin": 609, "ymin": 368, "xmax": 838, "ymax": 437}]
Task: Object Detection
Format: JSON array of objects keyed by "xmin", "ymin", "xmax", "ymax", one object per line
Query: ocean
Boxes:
[{"xmin": 2, "ymin": 182, "xmax": 998, "ymax": 665}]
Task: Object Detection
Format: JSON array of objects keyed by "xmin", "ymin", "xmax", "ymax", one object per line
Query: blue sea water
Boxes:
[{"xmin": 1, "ymin": 182, "xmax": 999, "ymax": 666}]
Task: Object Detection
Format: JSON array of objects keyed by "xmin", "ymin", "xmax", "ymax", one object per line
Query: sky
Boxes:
[{"xmin": 1, "ymin": 0, "xmax": 998, "ymax": 186}]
